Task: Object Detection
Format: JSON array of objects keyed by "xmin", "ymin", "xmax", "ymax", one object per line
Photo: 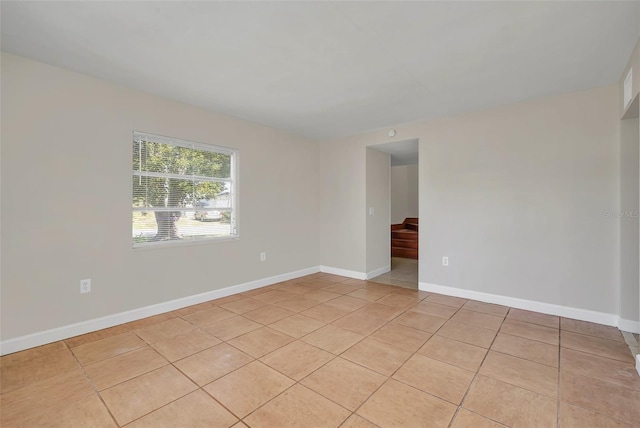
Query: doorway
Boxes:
[{"xmin": 367, "ymin": 139, "xmax": 419, "ymax": 289}]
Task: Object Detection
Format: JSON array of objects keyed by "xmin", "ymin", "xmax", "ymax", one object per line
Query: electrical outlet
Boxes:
[
  {"xmin": 442, "ymin": 256, "xmax": 449, "ymax": 267},
  {"xmin": 80, "ymin": 278, "xmax": 91, "ymax": 294},
  {"xmin": 260, "ymin": 252, "xmax": 266, "ymax": 262}
]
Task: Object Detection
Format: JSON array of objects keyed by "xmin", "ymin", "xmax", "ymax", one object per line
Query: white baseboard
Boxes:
[
  {"xmin": 618, "ymin": 318, "xmax": 640, "ymax": 334},
  {"xmin": 0, "ymin": 266, "xmax": 320, "ymax": 356},
  {"xmin": 319, "ymin": 264, "xmax": 390, "ymax": 281},
  {"xmin": 366, "ymin": 265, "xmax": 391, "ymax": 280},
  {"xmin": 419, "ymin": 282, "xmax": 619, "ymax": 327},
  {"xmin": 320, "ymin": 265, "xmax": 367, "ymax": 280}
]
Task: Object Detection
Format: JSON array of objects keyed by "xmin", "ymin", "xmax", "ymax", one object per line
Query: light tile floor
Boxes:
[
  {"xmin": 2, "ymin": 273, "xmax": 639, "ymax": 427},
  {"xmin": 369, "ymin": 257, "xmax": 418, "ymax": 289}
]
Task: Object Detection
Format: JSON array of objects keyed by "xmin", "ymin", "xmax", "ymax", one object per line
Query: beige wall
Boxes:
[
  {"xmin": 318, "ymin": 139, "xmax": 367, "ymax": 273},
  {"xmin": 619, "ymin": 117, "xmax": 639, "ymax": 324},
  {"xmin": 0, "ymin": 53, "xmax": 320, "ymax": 340},
  {"xmin": 366, "ymin": 148, "xmax": 390, "ymax": 275},
  {"xmin": 320, "ymin": 85, "xmax": 621, "ymax": 315},
  {"xmin": 2, "ymin": 47, "xmax": 636, "ymax": 345},
  {"xmin": 391, "ymin": 164, "xmax": 418, "ymax": 224},
  {"xmin": 618, "ymin": 37, "xmax": 640, "ymax": 328}
]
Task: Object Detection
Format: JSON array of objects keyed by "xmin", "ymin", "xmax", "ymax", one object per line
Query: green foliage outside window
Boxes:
[{"xmin": 133, "ymin": 136, "xmax": 232, "ymax": 243}]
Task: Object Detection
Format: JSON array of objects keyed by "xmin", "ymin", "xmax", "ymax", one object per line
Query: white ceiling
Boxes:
[{"xmin": 2, "ymin": 1, "xmax": 639, "ymax": 140}]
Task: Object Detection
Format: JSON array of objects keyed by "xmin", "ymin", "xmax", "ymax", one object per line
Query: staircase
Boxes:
[{"xmin": 391, "ymin": 217, "xmax": 418, "ymax": 259}]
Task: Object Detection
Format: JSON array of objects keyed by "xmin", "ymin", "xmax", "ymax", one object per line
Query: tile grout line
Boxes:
[
  {"xmin": 347, "ymin": 293, "xmax": 468, "ymax": 426},
  {"xmin": 227, "ymin": 296, "xmax": 362, "ymax": 426},
  {"xmin": 254, "ymin": 284, "xmax": 632, "ymax": 423},
  {"xmin": 352, "ymin": 295, "xmax": 510, "ymax": 425},
  {"xmin": 318, "ymin": 292, "xmax": 432, "ymax": 426},
  {"xmin": 85, "ymin": 326, "xmax": 194, "ymax": 426},
  {"xmin": 233, "ymin": 283, "xmax": 428, "ymax": 427},
  {"xmin": 247, "ymin": 292, "xmax": 377, "ymax": 422},
  {"xmin": 64, "ymin": 340, "xmax": 122, "ymax": 428},
  {"xmin": 190, "ymin": 292, "xmax": 351, "ymax": 426},
  {"xmin": 467, "ymin": 339, "xmax": 562, "ymax": 400},
  {"xmin": 11, "ymin": 271, "xmax": 636, "ymax": 428},
  {"xmin": 97, "ymin": 287, "xmax": 315, "ymax": 428},
  {"xmin": 81, "ymin": 315, "xmax": 243, "ymax": 426},
  {"xmin": 105, "ymin": 288, "xmax": 427, "ymax": 424},
  {"xmin": 444, "ymin": 305, "xmax": 508, "ymax": 428},
  {"xmin": 345, "ymin": 294, "xmax": 477, "ymax": 422},
  {"xmin": 555, "ymin": 320, "xmax": 639, "ymax": 427}
]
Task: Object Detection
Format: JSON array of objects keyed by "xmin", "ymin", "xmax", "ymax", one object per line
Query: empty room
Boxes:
[{"xmin": 1, "ymin": 1, "xmax": 640, "ymax": 427}]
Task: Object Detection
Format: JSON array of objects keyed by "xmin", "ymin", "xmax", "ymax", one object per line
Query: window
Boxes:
[{"xmin": 132, "ymin": 131, "xmax": 238, "ymax": 247}]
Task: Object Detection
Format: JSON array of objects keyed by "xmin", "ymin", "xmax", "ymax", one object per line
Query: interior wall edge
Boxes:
[
  {"xmin": 366, "ymin": 265, "xmax": 391, "ymax": 280},
  {"xmin": 618, "ymin": 318, "xmax": 640, "ymax": 334},
  {"xmin": 319, "ymin": 265, "xmax": 367, "ymax": 281}
]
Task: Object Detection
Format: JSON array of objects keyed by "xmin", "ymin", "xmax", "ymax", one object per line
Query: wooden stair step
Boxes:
[
  {"xmin": 390, "ymin": 218, "xmax": 419, "ymax": 260},
  {"xmin": 392, "ymin": 239, "xmax": 418, "ymax": 249},
  {"xmin": 392, "ymin": 247, "xmax": 418, "ymax": 259},
  {"xmin": 391, "ymin": 229, "xmax": 418, "ymax": 239}
]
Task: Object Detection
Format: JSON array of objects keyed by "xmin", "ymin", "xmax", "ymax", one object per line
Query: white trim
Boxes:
[
  {"xmin": 419, "ymin": 282, "xmax": 619, "ymax": 327},
  {"xmin": 0, "ymin": 266, "xmax": 320, "ymax": 356},
  {"xmin": 133, "ymin": 130, "xmax": 235, "ymax": 156},
  {"xmin": 319, "ymin": 264, "xmax": 392, "ymax": 281},
  {"xmin": 618, "ymin": 318, "xmax": 640, "ymax": 334},
  {"xmin": 636, "ymin": 354, "xmax": 640, "ymax": 377},
  {"xmin": 624, "ymin": 68, "xmax": 633, "ymax": 108},
  {"xmin": 320, "ymin": 265, "xmax": 367, "ymax": 280},
  {"xmin": 366, "ymin": 265, "xmax": 391, "ymax": 280}
]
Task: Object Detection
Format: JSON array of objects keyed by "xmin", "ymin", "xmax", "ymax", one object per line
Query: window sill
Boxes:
[{"xmin": 132, "ymin": 235, "xmax": 240, "ymax": 251}]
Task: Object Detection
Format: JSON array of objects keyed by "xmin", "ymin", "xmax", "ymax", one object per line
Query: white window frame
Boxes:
[
  {"xmin": 132, "ymin": 131, "xmax": 239, "ymax": 248},
  {"xmin": 624, "ymin": 68, "xmax": 633, "ymax": 108}
]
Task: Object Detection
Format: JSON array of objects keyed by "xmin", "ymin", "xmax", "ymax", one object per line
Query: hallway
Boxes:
[{"xmin": 370, "ymin": 257, "xmax": 418, "ymax": 289}]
